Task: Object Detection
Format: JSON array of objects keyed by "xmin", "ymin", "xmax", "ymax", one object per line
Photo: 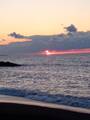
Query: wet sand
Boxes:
[{"xmin": 0, "ymin": 95, "xmax": 89, "ymax": 119}]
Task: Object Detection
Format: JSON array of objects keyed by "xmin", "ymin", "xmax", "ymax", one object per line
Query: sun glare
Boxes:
[
  {"xmin": 45, "ymin": 50, "xmax": 51, "ymax": 55},
  {"xmin": 40, "ymin": 48, "xmax": 90, "ymax": 56}
]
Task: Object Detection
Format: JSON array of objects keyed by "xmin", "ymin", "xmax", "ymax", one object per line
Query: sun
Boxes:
[{"xmin": 45, "ymin": 50, "xmax": 51, "ymax": 55}]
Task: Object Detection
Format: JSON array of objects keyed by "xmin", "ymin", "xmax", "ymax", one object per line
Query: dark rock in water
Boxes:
[{"xmin": 0, "ymin": 61, "xmax": 21, "ymax": 67}]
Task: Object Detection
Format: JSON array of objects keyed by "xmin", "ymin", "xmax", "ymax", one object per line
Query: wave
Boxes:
[{"xmin": 0, "ymin": 87, "xmax": 90, "ymax": 109}]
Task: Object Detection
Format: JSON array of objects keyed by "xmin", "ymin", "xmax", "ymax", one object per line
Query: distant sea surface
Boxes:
[{"xmin": 0, "ymin": 54, "xmax": 90, "ymax": 109}]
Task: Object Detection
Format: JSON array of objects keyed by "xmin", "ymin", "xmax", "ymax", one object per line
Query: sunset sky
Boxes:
[{"xmin": 0, "ymin": 0, "xmax": 90, "ymax": 35}]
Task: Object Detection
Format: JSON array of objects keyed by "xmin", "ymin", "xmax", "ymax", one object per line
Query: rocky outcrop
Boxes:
[{"xmin": 0, "ymin": 61, "xmax": 21, "ymax": 67}]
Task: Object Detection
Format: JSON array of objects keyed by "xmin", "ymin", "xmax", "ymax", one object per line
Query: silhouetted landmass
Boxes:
[{"xmin": 0, "ymin": 61, "xmax": 21, "ymax": 67}]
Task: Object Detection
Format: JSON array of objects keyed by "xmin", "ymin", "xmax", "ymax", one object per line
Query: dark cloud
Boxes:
[
  {"xmin": 64, "ymin": 24, "xmax": 77, "ymax": 33},
  {"xmin": 8, "ymin": 32, "xmax": 26, "ymax": 39},
  {"xmin": 0, "ymin": 25, "xmax": 90, "ymax": 55},
  {"xmin": 6, "ymin": 31, "xmax": 90, "ymax": 53}
]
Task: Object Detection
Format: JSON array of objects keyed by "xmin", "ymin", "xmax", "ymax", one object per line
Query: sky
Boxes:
[{"xmin": 0, "ymin": 0, "xmax": 90, "ymax": 35}]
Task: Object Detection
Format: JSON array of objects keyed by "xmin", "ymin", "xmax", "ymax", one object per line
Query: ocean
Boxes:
[{"xmin": 0, "ymin": 54, "xmax": 90, "ymax": 109}]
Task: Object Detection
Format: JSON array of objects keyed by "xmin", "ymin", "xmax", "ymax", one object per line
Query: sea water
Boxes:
[{"xmin": 0, "ymin": 54, "xmax": 90, "ymax": 108}]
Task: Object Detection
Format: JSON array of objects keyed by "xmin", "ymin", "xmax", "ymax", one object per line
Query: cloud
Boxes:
[
  {"xmin": 8, "ymin": 32, "xmax": 26, "ymax": 39},
  {"xmin": 0, "ymin": 33, "xmax": 32, "ymax": 45},
  {"xmin": 0, "ymin": 25, "xmax": 90, "ymax": 55},
  {"xmin": 64, "ymin": 24, "xmax": 77, "ymax": 33},
  {"xmin": 0, "ymin": 39, "xmax": 6, "ymax": 41}
]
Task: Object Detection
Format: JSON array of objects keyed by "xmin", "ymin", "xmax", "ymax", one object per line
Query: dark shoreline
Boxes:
[{"xmin": 0, "ymin": 95, "xmax": 89, "ymax": 119}]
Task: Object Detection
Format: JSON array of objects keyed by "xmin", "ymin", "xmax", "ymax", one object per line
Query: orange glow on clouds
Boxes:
[
  {"xmin": 40, "ymin": 49, "xmax": 90, "ymax": 56},
  {"xmin": 0, "ymin": 35, "xmax": 32, "ymax": 45}
]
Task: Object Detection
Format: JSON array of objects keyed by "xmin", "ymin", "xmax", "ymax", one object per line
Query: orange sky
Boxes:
[
  {"xmin": 0, "ymin": 35, "xmax": 32, "ymax": 45},
  {"xmin": 0, "ymin": 0, "xmax": 90, "ymax": 35}
]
